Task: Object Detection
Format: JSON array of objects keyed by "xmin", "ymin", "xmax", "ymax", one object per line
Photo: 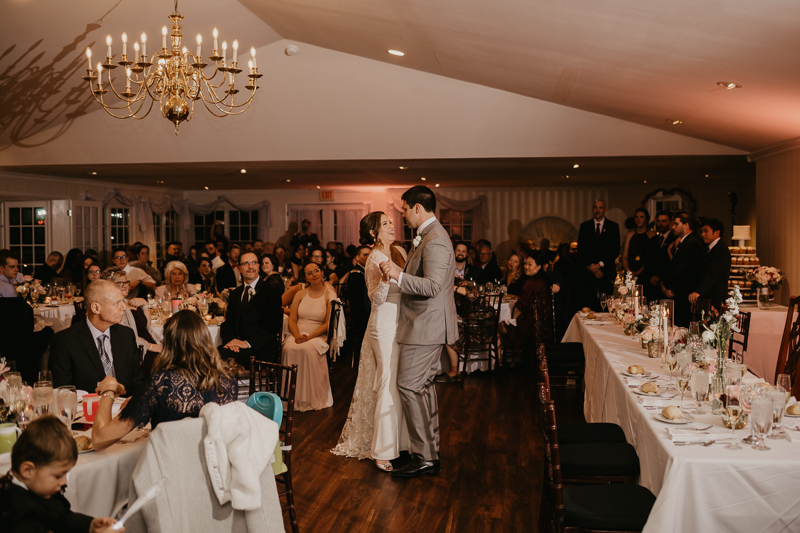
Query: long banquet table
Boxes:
[{"xmin": 563, "ymin": 313, "xmax": 800, "ymax": 533}]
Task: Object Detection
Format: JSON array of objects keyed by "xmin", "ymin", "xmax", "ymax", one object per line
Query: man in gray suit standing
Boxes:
[{"xmin": 380, "ymin": 185, "xmax": 459, "ymax": 477}]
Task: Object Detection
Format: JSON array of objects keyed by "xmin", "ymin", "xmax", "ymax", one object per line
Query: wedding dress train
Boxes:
[{"xmin": 332, "ymin": 249, "xmax": 409, "ymax": 460}]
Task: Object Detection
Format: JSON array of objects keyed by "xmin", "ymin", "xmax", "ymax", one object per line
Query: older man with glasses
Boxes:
[{"xmin": 111, "ymin": 247, "xmax": 156, "ymax": 300}]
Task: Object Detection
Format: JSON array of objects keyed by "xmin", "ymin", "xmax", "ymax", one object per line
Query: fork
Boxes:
[
  {"xmin": 689, "ymin": 425, "xmax": 713, "ymax": 431},
  {"xmin": 674, "ymin": 440, "xmax": 715, "ymax": 446}
]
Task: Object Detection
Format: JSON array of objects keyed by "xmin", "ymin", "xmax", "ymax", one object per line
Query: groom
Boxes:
[{"xmin": 380, "ymin": 185, "xmax": 458, "ymax": 477}]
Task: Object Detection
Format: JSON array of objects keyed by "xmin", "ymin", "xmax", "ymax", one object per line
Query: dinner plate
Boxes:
[
  {"xmin": 784, "ymin": 412, "xmax": 800, "ymax": 418},
  {"xmin": 623, "ymin": 371, "xmax": 653, "ymax": 378},
  {"xmin": 633, "ymin": 388, "xmax": 663, "ymax": 397},
  {"xmin": 654, "ymin": 413, "xmax": 695, "ymax": 425}
]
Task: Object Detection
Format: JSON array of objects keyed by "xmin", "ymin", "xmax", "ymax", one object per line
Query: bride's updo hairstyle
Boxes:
[{"xmin": 359, "ymin": 211, "xmax": 385, "ymax": 246}]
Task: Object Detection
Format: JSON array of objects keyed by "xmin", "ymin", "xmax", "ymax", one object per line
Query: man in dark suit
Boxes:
[
  {"xmin": 660, "ymin": 214, "xmax": 705, "ymax": 327},
  {"xmin": 0, "ymin": 298, "xmax": 53, "ymax": 384},
  {"xmin": 473, "ymin": 244, "xmax": 503, "ymax": 284},
  {"xmin": 689, "ymin": 219, "xmax": 732, "ymax": 311},
  {"xmin": 576, "ymin": 199, "xmax": 621, "ymax": 310},
  {"xmin": 215, "ymin": 243, "xmax": 241, "ymax": 292},
  {"xmin": 220, "ymin": 252, "xmax": 283, "ymax": 366},
  {"xmin": 33, "ymin": 252, "xmax": 63, "ymax": 285},
  {"xmin": 50, "ymin": 280, "xmax": 144, "ymax": 397},
  {"xmin": 346, "ymin": 246, "xmax": 371, "ymax": 362},
  {"xmin": 645, "ymin": 211, "xmax": 677, "ymax": 302}
]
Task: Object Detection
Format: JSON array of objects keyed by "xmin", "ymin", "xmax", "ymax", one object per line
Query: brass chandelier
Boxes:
[{"xmin": 82, "ymin": 0, "xmax": 261, "ymax": 135}]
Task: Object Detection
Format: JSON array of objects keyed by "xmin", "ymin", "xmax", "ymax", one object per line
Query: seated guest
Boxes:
[
  {"xmin": 84, "ymin": 248, "xmax": 99, "ymax": 262},
  {"xmin": 282, "ymin": 262, "xmax": 336, "ymax": 411},
  {"xmin": 101, "ymin": 267, "xmax": 162, "ymax": 372},
  {"xmin": 189, "ymin": 257, "xmax": 217, "ymax": 295},
  {"xmin": 243, "ymin": 241, "xmax": 255, "ymax": 253},
  {"xmin": 129, "ymin": 244, "xmax": 163, "ymax": 286},
  {"xmin": 324, "ymin": 249, "xmax": 348, "ymax": 284},
  {"xmin": 254, "ymin": 239, "xmax": 265, "ymax": 255},
  {"xmin": 58, "ymin": 248, "xmax": 84, "ymax": 285},
  {"xmin": 220, "ymin": 252, "xmax": 284, "ymax": 366},
  {"xmin": 0, "ymin": 416, "xmax": 122, "ymax": 533},
  {"xmin": 453, "ymin": 242, "xmax": 476, "ymax": 283},
  {"xmin": 215, "ymin": 243, "xmax": 242, "ymax": 292},
  {"xmin": 91, "ymin": 311, "xmax": 238, "ymax": 451},
  {"xmin": 273, "ymin": 244, "xmax": 291, "ymax": 275},
  {"xmin": 160, "ymin": 241, "xmax": 186, "ymax": 274},
  {"xmin": 307, "ymin": 245, "xmax": 339, "ymax": 286},
  {"xmin": 507, "ymin": 254, "xmax": 561, "ymax": 351},
  {"xmin": 290, "ymin": 243, "xmax": 306, "ymax": 280},
  {"xmin": 50, "ymin": 280, "xmax": 144, "ymax": 398},
  {"xmin": 0, "ymin": 297, "xmax": 54, "ymax": 383},
  {"xmin": 34, "ymin": 251, "xmax": 63, "ymax": 285},
  {"xmin": 501, "ymin": 252, "xmax": 525, "ymax": 295},
  {"xmin": 260, "ymin": 253, "xmax": 286, "ymax": 295},
  {"xmin": 689, "ymin": 218, "xmax": 732, "ymax": 311},
  {"xmin": 111, "ymin": 247, "xmax": 156, "ymax": 300},
  {"xmin": 205, "ymin": 241, "xmax": 225, "ymax": 271},
  {"xmin": 155, "ymin": 261, "xmax": 198, "ymax": 300},
  {"xmin": 473, "ymin": 244, "xmax": 503, "ymax": 284},
  {"xmin": 0, "ymin": 251, "xmax": 20, "ymax": 297},
  {"xmin": 81, "ymin": 260, "xmax": 102, "ymax": 293}
]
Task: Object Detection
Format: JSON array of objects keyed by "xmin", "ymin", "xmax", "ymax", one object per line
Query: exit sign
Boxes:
[{"xmin": 319, "ymin": 190, "xmax": 335, "ymax": 201}]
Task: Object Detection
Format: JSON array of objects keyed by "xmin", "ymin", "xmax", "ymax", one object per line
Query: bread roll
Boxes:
[
  {"xmin": 628, "ymin": 365, "xmax": 645, "ymax": 375},
  {"xmin": 74, "ymin": 436, "xmax": 92, "ymax": 451},
  {"xmin": 662, "ymin": 405, "xmax": 683, "ymax": 420},
  {"xmin": 787, "ymin": 403, "xmax": 800, "ymax": 415},
  {"xmin": 587, "ymin": 312, "xmax": 596, "ymax": 319},
  {"xmin": 581, "ymin": 307, "xmax": 591, "ymax": 313},
  {"xmin": 640, "ymin": 382, "xmax": 659, "ymax": 394}
]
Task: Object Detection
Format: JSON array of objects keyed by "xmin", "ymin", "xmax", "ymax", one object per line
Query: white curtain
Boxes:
[
  {"xmin": 335, "ymin": 209, "xmax": 364, "ymax": 248},
  {"xmin": 386, "ymin": 193, "xmax": 489, "ymax": 243}
]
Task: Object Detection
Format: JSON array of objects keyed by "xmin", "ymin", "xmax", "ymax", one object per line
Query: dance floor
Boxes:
[{"xmin": 286, "ymin": 356, "xmax": 584, "ymax": 532}]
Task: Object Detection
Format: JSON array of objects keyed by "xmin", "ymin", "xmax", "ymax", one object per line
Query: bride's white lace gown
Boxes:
[{"xmin": 332, "ymin": 249, "xmax": 410, "ymax": 460}]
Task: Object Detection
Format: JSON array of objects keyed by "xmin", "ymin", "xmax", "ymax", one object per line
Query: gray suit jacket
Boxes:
[{"xmin": 397, "ymin": 219, "xmax": 459, "ymax": 346}]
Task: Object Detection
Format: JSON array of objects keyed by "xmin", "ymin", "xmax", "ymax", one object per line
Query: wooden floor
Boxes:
[{"xmin": 283, "ymin": 357, "xmax": 584, "ymax": 533}]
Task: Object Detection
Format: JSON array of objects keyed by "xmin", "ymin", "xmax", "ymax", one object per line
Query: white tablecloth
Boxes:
[
  {"xmin": 742, "ymin": 305, "xmax": 789, "ymax": 385},
  {"xmin": 563, "ymin": 314, "xmax": 800, "ymax": 533},
  {"xmin": 34, "ymin": 303, "xmax": 76, "ymax": 333},
  {"xmin": 151, "ymin": 321, "xmax": 222, "ymax": 346}
]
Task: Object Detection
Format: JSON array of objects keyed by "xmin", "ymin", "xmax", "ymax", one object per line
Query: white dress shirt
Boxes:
[{"xmin": 707, "ymin": 237, "xmax": 720, "ymax": 252}]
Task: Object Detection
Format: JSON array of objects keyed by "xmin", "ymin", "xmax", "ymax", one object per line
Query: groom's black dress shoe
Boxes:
[{"xmin": 391, "ymin": 454, "xmax": 440, "ymax": 478}]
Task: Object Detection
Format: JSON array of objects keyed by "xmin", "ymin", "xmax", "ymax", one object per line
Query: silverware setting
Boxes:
[{"xmin": 674, "ymin": 440, "xmax": 715, "ymax": 446}]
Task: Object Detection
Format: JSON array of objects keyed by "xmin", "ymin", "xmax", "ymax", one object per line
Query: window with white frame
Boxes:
[
  {"xmin": 228, "ymin": 210, "xmax": 258, "ymax": 245},
  {"xmin": 153, "ymin": 210, "xmax": 180, "ymax": 260},
  {"xmin": 108, "ymin": 207, "xmax": 131, "ymax": 249},
  {"xmin": 194, "ymin": 210, "xmax": 225, "ymax": 245},
  {"xmin": 5, "ymin": 203, "xmax": 47, "ymax": 275},
  {"xmin": 439, "ymin": 208, "xmax": 473, "ymax": 241}
]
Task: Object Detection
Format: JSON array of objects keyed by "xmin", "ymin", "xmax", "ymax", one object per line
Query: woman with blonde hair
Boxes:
[
  {"xmin": 155, "ymin": 261, "xmax": 198, "ymax": 300},
  {"xmin": 332, "ymin": 211, "xmax": 410, "ymax": 472},
  {"xmin": 91, "ymin": 310, "xmax": 238, "ymax": 450}
]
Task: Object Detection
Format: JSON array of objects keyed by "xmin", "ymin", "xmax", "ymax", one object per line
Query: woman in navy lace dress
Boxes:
[{"xmin": 91, "ymin": 311, "xmax": 238, "ymax": 450}]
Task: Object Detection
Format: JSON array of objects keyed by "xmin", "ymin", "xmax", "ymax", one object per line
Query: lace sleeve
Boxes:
[
  {"xmin": 118, "ymin": 371, "xmax": 167, "ymax": 429},
  {"xmin": 366, "ymin": 251, "xmax": 391, "ymax": 307}
]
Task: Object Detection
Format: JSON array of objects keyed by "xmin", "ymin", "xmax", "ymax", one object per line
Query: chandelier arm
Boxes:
[{"xmin": 199, "ymin": 92, "xmax": 255, "ymax": 117}]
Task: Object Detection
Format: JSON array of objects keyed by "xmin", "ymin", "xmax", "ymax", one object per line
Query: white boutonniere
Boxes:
[
  {"xmin": 412, "ymin": 235, "xmax": 422, "ymax": 249},
  {"xmin": 196, "ymin": 283, "xmax": 203, "ymax": 292},
  {"xmin": 248, "ymin": 287, "xmax": 256, "ymax": 297}
]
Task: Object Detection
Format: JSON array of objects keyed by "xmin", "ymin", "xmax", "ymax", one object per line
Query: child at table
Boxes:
[{"xmin": 0, "ymin": 415, "xmax": 124, "ymax": 533}]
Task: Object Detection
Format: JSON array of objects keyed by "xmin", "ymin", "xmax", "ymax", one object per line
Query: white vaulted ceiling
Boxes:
[{"xmin": 3, "ymin": 0, "xmax": 798, "ymax": 187}]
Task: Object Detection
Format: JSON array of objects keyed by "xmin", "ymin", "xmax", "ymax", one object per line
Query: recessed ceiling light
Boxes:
[
  {"xmin": 705, "ymin": 174, "xmax": 709, "ymax": 177},
  {"xmin": 573, "ymin": 164, "xmax": 580, "ymax": 169},
  {"xmin": 420, "ymin": 177, "xmax": 426, "ymax": 181},
  {"xmin": 398, "ymin": 166, "xmax": 409, "ymax": 170},
  {"xmin": 717, "ymin": 82, "xmax": 742, "ymax": 90},
  {"xmin": 435, "ymin": 183, "xmax": 440, "ymax": 187},
  {"xmin": 316, "ymin": 185, "xmax": 320, "ymax": 189},
  {"xmin": 156, "ymin": 180, "xmax": 164, "ymax": 184},
  {"xmin": 643, "ymin": 180, "xmax": 647, "ymax": 184},
  {"xmin": 90, "ymin": 172, "xmax": 97, "ymax": 175},
  {"xmin": 388, "ymin": 50, "xmax": 404, "ymax": 57},
  {"xmin": 286, "ymin": 179, "xmax": 291, "ymax": 183},
  {"xmin": 566, "ymin": 175, "xmax": 570, "ymax": 179},
  {"xmin": 204, "ymin": 186, "xmax": 209, "ymax": 190},
  {"xmin": 666, "ymin": 119, "xmax": 682, "ymax": 125},
  {"xmin": 240, "ymin": 169, "xmax": 247, "ymax": 174}
]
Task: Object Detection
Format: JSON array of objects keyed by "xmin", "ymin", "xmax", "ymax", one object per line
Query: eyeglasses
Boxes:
[
  {"xmin": 240, "ymin": 261, "xmax": 258, "ymax": 267},
  {"xmin": 113, "ymin": 255, "xmax": 127, "ymax": 260},
  {"xmin": 479, "ymin": 252, "xmax": 492, "ymax": 257},
  {"xmin": 88, "ymin": 270, "xmax": 101, "ymax": 275},
  {"xmin": 115, "ymin": 280, "xmax": 131, "ymax": 287}
]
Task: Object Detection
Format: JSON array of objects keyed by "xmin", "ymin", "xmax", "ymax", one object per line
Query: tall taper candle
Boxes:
[
  {"xmin": 122, "ymin": 33, "xmax": 127, "ymax": 56},
  {"xmin": 141, "ymin": 33, "xmax": 147, "ymax": 58},
  {"xmin": 86, "ymin": 47, "xmax": 92, "ymax": 70},
  {"xmin": 106, "ymin": 35, "xmax": 112, "ymax": 58},
  {"xmin": 162, "ymin": 26, "xmax": 167, "ymax": 49}
]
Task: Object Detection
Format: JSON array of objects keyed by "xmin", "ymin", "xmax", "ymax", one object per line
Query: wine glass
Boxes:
[
  {"xmin": 57, "ymin": 386, "xmax": 78, "ymax": 433},
  {"xmin": 14, "ymin": 398, "xmax": 36, "ymax": 430},
  {"xmin": 750, "ymin": 398, "xmax": 773, "ymax": 451},
  {"xmin": 665, "ymin": 350, "xmax": 678, "ymax": 388},
  {"xmin": 741, "ymin": 383, "xmax": 763, "ymax": 444},
  {"xmin": 767, "ymin": 389, "xmax": 787, "ymax": 439},
  {"xmin": 691, "ymin": 369, "xmax": 709, "ymax": 414},
  {"xmin": 725, "ymin": 386, "xmax": 743, "ymax": 450},
  {"xmin": 777, "ymin": 374, "xmax": 792, "ymax": 402},
  {"xmin": 600, "ymin": 293, "xmax": 608, "ymax": 313},
  {"xmin": 74, "ymin": 287, "xmax": 82, "ymax": 297},
  {"xmin": 33, "ymin": 381, "xmax": 54, "ymax": 416},
  {"xmin": 18, "ymin": 283, "xmax": 28, "ymax": 301},
  {"xmin": 677, "ymin": 366, "xmax": 690, "ymax": 413},
  {"xmin": 65, "ymin": 283, "xmax": 74, "ymax": 302},
  {"xmin": 29, "ymin": 286, "xmax": 39, "ymax": 308}
]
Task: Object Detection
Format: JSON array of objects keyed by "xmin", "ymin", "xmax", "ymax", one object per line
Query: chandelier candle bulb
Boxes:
[
  {"xmin": 122, "ymin": 33, "xmax": 127, "ymax": 56},
  {"xmin": 196, "ymin": 34, "xmax": 201, "ymax": 58},
  {"xmin": 106, "ymin": 35, "xmax": 112, "ymax": 58},
  {"xmin": 141, "ymin": 33, "xmax": 147, "ymax": 58},
  {"xmin": 250, "ymin": 47, "xmax": 256, "ymax": 69},
  {"xmin": 96, "ymin": 63, "xmax": 103, "ymax": 88},
  {"xmin": 248, "ymin": 59, "xmax": 253, "ymax": 74},
  {"xmin": 86, "ymin": 47, "xmax": 92, "ymax": 70},
  {"xmin": 232, "ymin": 40, "xmax": 238, "ymax": 64},
  {"xmin": 134, "ymin": 42, "xmax": 139, "ymax": 61},
  {"xmin": 162, "ymin": 26, "xmax": 167, "ymax": 49},
  {"xmin": 222, "ymin": 41, "xmax": 227, "ymax": 66},
  {"xmin": 125, "ymin": 68, "xmax": 131, "ymax": 91},
  {"xmin": 213, "ymin": 28, "xmax": 218, "ymax": 51}
]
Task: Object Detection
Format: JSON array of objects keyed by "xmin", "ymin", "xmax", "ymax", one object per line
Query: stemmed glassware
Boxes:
[
  {"xmin": 741, "ymin": 383, "xmax": 763, "ymax": 444},
  {"xmin": 33, "ymin": 381, "xmax": 54, "ymax": 416},
  {"xmin": 777, "ymin": 374, "xmax": 792, "ymax": 402},
  {"xmin": 691, "ymin": 369, "xmax": 709, "ymax": 414},
  {"xmin": 29, "ymin": 285, "xmax": 40, "ymax": 308},
  {"xmin": 725, "ymin": 385, "xmax": 743, "ymax": 450},
  {"xmin": 600, "ymin": 293, "xmax": 608, "ymax": 313},
  {"xmin": 665, "ymin": 349, "xmax": 678, "ymax": 388},
  {"xmin": 57, "ymin": 386, "xmax": 78, "ymax": 433},
  {"xmin": 767, "ymin": 389, "xmax": 788, "ymax": 439},
  {"xmin": 750, "ymin": 397, "xmax": 774, "ymax": 450},
  {"xmin": 65, "ymin": 283, "xmax": 75, "ymax": 303},
  {"xmin": 677, "ymin": 366, "xmax": 690, "ymax": 413}
]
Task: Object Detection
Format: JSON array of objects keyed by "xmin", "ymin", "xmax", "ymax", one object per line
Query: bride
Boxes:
[{"xmin": 332, "ymin": 211, "xmax": 410, "ymax": 471}]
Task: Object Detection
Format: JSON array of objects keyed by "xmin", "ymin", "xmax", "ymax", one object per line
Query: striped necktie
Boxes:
[{"xmin": 97, "ymin": 334, "xmax": 114, "ymax": 377}]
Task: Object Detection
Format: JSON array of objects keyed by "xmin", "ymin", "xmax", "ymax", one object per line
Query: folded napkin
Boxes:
[
  {"xmin": 667, "ymin": 427, "xmax": 732, "ymax": 443},
  {"xmin": 585, "ymin": 320, "xmax": 606, "ymax": 325},
  {"xmin": 639, "ymin": 398, "xmax": 677, "ymax": 407},
  {"xmin": 119, "ymin": 428, "xmax": 150, "ymax": 444}
]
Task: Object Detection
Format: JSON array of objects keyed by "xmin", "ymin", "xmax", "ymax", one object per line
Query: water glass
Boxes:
[
  {"xmin": 57, "ymin": 386, "xmax": 78, "ymax": 432},
  {"xmin": 33, "ymin": 381, "xmax": 54, "ymax": 415},
  {"xmin": 725, "ymin": 386, "xmax": 743, "ymax": 450},
  {"xmin": 777, "ymin": 374, "xmax": 792, "ymax": 402},
  {"xmin": 691, "ymin": 369, "xmax": 709, "ymax": 414},
  {"xmin": 750, "ymin": 398, "xmax": 774, "ymax": 450},
  {"xmin": 5, "ymin": 372, "xmax": 22, "ymax": 391},
  {"xmin": 767, "ymin": 389, "xmax": 787, "ymax": 439}
]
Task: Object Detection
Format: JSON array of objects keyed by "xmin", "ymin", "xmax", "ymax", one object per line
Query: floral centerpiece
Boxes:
[
  {"xmin": 746, "ymin": 266, "xmax": 784, "ymax": 308},
  {"xmin": 700, "ymin": 286, "xmax": 743, "ymax": 413}
]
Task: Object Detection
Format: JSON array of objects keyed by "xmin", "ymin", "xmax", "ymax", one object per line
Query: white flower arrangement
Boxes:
[
  {"xmin": 747, "ymin": 266, "xmax": 784, "ymax": 291},
  {"xmin": 412, "ymin": 235, "xmax": 423, "ymax": 248},
  {"xmin": 15, "ymin": 285, "xmax": 26, "ymax": 294}
]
